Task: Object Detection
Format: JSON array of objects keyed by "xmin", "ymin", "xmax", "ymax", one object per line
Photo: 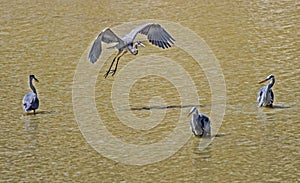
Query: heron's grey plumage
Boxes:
[
  {"xmin": 89, "ymin": 28, "xmax": 124, "ymax": 63},
  {"xmin": 23, "ymin": 75, "xmax": 39, "ymax": 114},
  {"xmin": 88, "ymin": 23, "xmax": 175, "ymax": 77},
  {"xmin": 188, "ymin": 107, "xmax": 211, "ymax": 137},
  {"xmin": 123, "ymin": 23, "xmax": 175, "ymax": 49},
  {"xmin": 257, "ymin": 75, "xmax": 275, "ymax": 107}
]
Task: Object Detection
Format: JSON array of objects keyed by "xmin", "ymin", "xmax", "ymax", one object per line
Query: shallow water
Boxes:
[{"xmin": 1, "ymin": 0, "xmax": 299, "ymax": 182}]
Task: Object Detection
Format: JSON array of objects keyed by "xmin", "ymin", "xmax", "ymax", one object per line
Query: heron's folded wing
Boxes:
[
  {"xmin": 88, "ymin": 28, "xmax": 123, "ymax": 63},
  {"xmin": 257, "ymin": 86, "xmax": 265, "ymax": 103},
  {"xmin": 128, "ymin": 23, "xmax": 175, "ymax": 49},
  {"xmin": 22, "ymin": 92, "xmax": 36, "ymax": 107}
]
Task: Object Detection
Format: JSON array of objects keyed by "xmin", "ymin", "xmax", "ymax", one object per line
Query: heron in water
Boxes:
[
  {"xmin": 88, "ymin": 23, "xmax": 175, "ymax": 78},
  {"xmin": 23, "ymin": 75, "xmax": 39, "ymax": 114},
  {"xmin": 188, "ymin": 107, "xmax": 211, "ymax": 137},
  {"xmin": 257, "ymin": 74, "xmax": 275, "ymax": 107}
]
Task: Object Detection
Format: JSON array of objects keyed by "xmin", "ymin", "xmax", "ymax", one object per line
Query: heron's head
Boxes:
[
  {"xmin": 259, "ymin": 74, "xmax": 274, "ymax": 84},
  {"xmin": 29, "ymin": 75, "xmax": 39, "ymax": 82},
  {"xmin": 137, "ymin": 41, "xmax": 145, "ymax": 47},
  {"xmin": 187, "ymin": 107, "xmax": 198, "ymax": 117},
  {"xmin": 134, "ymin": 41, "xmax": 145, "ymax": 49},
  {"xmin": 131, "ymin": 41, "xmax": 145, "ymax": 55}
]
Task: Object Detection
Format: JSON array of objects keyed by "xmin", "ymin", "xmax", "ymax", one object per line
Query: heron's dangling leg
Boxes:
[
  {"xmin": 111, "ymin": 54, "xmax": 124, "ymax": 76},
  {"xmin": 111, "ymin": 51, "xmax": 127, "ymax": 76},
  {"xmin": 104, "ymin": 56, "xmax": 117, "ymax": 78},
  {"xmin": 104, "ymin": 50, "xmax": 122, "ymax": 78},
  {"xmin": 104, "ymin": 50, "xmax": 127, "ymax": 77},
  {"xmin": 33, "ymin": 109, "xmax": 36, "ymax": 115}
]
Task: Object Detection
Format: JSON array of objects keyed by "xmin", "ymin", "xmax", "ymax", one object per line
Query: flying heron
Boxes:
[
  {"xmin": 257, "ymin": 74, "xmax": 275, "ymax": 107},
  {"xmin": 88, "ymin": 23, "xmax": 175, "ymax": 78},
  {"xmin": 188, "ymin": 107, "xmax": 211, "ymax": 137},
  {"xmin": 22, "ymin": 75, "xmax": 39, "ymax": 114}
]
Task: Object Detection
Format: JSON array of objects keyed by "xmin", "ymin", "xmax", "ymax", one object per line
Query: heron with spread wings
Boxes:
[{"xmin": 88, "ymin": 23, "xmax": 175, "ymax": 78}]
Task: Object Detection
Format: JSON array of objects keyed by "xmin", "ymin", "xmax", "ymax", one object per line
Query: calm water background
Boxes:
[{"xmin": 1, "ymin": 0, "xmax": 299, "ymax": 182}]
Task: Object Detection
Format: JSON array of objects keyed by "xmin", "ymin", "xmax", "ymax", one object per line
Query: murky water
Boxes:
[{"xmin": 1, "ymin": 0, "xmax": 299, "ymax": 182}]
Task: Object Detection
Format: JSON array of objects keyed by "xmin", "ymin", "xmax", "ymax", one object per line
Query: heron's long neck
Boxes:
[
  {"xmin": 192, "ymin": 111, "xmax": 199, "ymax": 120},
  {"xmin": 29, "ymin": 78, "xmax": 37, "ymax": 94},
  {"xmin": 267, "ymin": 78, "xmax": 275, "ymax": 89}
]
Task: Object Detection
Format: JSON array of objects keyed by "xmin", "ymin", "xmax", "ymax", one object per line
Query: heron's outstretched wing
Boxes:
[
  {"xmin": 88, "ymin": 28, "xmax": 124, "ymax": 63},
  {"xmin": 126, "ymin": 23, "xmax": 175, "ymax": 49}
]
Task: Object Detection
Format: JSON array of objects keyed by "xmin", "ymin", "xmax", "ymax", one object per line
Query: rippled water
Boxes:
[{"xmin": 1, "ymin": 0, "xmax": 299, "ymax": 182}]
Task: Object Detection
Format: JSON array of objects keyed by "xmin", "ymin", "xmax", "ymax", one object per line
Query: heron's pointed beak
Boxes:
[
  {"xmin": 139, "ymin": 42, "xmax": 145, "ymax": 47},
  {"xmin": 258, "ymin": 79, "xmax": 267, "ymax": 84},
  {"xmin": 34, "ymin": 78, "xmax": 39, "ymax": 82},
  {"xmin": 187, "ymin": 112, "xmax": 192, "ymax": 117}
]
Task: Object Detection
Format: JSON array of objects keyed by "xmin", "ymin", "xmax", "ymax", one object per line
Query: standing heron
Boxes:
[
  {"xmin": 257, "ymin": 74, "xmax": 275, "ymax": 107},
  {"xmin": 23, "ymin": 75, "xmax": 39, "ymax": 114},
  {"xmin": 88, "ymin": 23, "xmax": 175, "ymax": 78},
  {"xmin": 188, "ymin": 107, "xmax": 211, "ymax": 137}
]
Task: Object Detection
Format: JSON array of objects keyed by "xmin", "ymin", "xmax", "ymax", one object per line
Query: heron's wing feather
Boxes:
[
  {"xmin": 257, "ymin": 86, "xmax": 265, "ymax": 103},
  {"xmin": 22, "ymin": 92, "xmax": 37, "ymax": 111},
  {"xmin": 126, "ymin": 23, "xmax": 175, "ymax": 49},
  {"xmin": 101, "ymin": 28, "xmax": 123, "ymax": 43},
  {"xmin": 202, "ymin": 115, "xmax": 211, "ymax": 133},
  {"xmin": 22, "ymin": 92, "xmax": 36, "ymax": 104},
  {"xmin": 88, "ymin": 28, "xmax": 123, "ymax": 63}
]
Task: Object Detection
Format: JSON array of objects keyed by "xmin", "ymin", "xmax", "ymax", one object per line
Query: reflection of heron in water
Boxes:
[
  {"xmin": 188, "ymin": 107, "xmax": 211, "ymax": 137},
  {"xmin": 257, "ymin": 75, "xmax": 275, "ymax": 107},
  {"xmin": 88, "ymin": 23, "xmax": 175, "ymax": 78},
  {"xmin": 22, "ymin": 75, "xmax": 39, "ymax": 114}
]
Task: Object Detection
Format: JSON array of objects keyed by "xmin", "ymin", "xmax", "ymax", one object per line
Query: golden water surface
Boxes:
[{"xmin": 1, "ymin": 0, "xmax": 299, "ymax": 182}]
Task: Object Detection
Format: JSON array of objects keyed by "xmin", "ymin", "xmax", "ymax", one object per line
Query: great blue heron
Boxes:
[
  {"xmin": 23, "ymin": 75, "xmax": 39, "ymax": 114},
  {"xmin": 188, "ymin": 107, "xmax": 211, "ymax": 137},
  {"xmin": 257, "ymin": 74, "xmax": 275, "ymax": 107},
  {"xmin": 88, "ymin": 23, "xmax": 175, "ymax": 78}
]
